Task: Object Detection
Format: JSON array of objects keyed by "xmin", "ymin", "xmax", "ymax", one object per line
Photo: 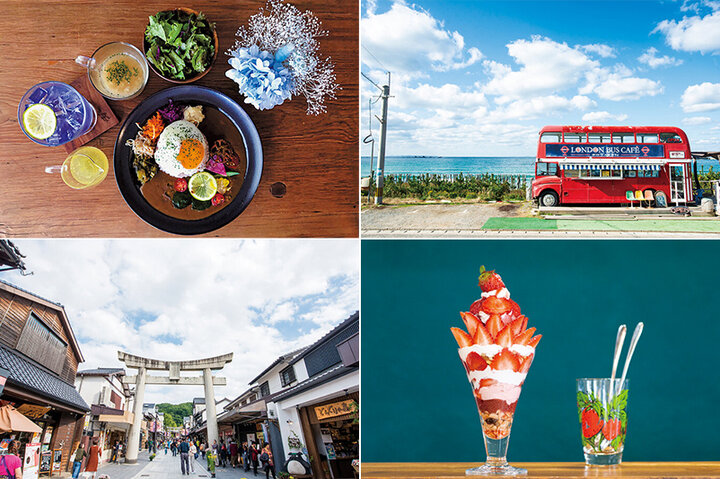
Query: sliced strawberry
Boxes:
[
  {"xmin": 519, "ymin": 354, "xmax": 534, "ymax": 373},
  {"xmin": 513, "ymin": 327, "xmax": 536, "ymax": 346},
  {"xmin": 496, "ymin": 324, "xmax": 514, "ymax": 347},
  {"xmin": 460, "ymin": 311, "xmax": 481, "ymax": 338},
  {"xmin": 479, "ymin": 378, "xmax": 498, "ymax": 388},
  {"xmin": 469, "ymin": 298, "xmax": 482, "ymax": 316},
  {"xmin": 481, "ymin": 296, "xmax": 512, "ymax": 314},
  {"xmin": 527, "ymin": 334, "xmax": 542, "ymax": 348},
  {"xmin": 472, "ymin": 321, "xmax": 494, "ymax": 345},
  {"xmin": 451, "ymin": 327, "xmax": 473, "ymax": 348},
  {"xmin": 492, "ymin": 349, "xmax": 520, "ymax": 371},
  {"xmin": 478, "ymin": 266, "xmax": 505, "ymax": 292},
  {"xmin": 486, "ymin": 315, "xmax": 503, "ymax": 339},
  {"xmin": 509, "ymin": 316, "xmax": 526, "ymax": 336},
  {"xmin": 466, "ymin": 352, "xmax": 488, "ymax": 371},
  {"xmin": 509, "ymin": 300, "xmax": 521, "ymax": 318}
]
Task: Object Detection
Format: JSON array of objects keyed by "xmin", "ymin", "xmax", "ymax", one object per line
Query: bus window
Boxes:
[
  {"xmin": 611, "ymin": 169, "xmax": 622, "ymax": 178},
  {"xmin": 637, "ymin": 133, "xmax": 658, "ymax": 143},
  {"xmin": 590, "ymin": 169, "xmax": 601, "ymax": 177},
  {"xmin": 638, "ymin": 170, "xmax": 660, "ymax": 178},
  {"xmin": 564, "ymin": 132, "xmax": 587, "ymax": 143},
  {"xmin": 588, "ymin": 132, "xmax": 612, "ymax": 143},
  {"xmin": 660, "ymin": 132, "xmax": 682, "ymax": 143},
  {"xmin": 564, "ymin": 169, "xmax": 579, "ymax": 178},
  {"xmin": 612, "ymin": 133, "xmax": 634, "ymax": 143},
  {"xmin": 537, "ymin": 162, "xmax": 559, "ymax": 176},
  {"xmin": 540, "ymin": 132, "xmax": 562, "ymax": 143},
  {"xmin": 624, "ymin": 169, "xmax": 637, "ymax": 178}
]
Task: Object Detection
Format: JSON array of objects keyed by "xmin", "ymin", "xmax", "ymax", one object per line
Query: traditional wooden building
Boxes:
[{"xmin": 0, "ymin": 279, "xmax": 89, "ymax": 473}]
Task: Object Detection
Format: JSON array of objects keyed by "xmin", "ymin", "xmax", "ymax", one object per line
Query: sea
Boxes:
[{"xmin": 360, "ymin": 156, "xmax": 719, "ymax": 177}]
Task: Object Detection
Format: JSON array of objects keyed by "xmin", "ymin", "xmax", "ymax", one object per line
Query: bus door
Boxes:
[{"xmin": 668, "ymin": 163, "xmax": 688, "ymax": 204}]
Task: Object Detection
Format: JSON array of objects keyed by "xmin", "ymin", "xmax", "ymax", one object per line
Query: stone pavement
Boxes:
[{"xmin": 115, "ymin": 450, "xmax": 270, "ymax": 479}]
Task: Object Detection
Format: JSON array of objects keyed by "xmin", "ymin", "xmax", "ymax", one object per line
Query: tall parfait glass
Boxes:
[{"xmin": 451, "ymin": 267, "xmax": 541, "ymax": 476}]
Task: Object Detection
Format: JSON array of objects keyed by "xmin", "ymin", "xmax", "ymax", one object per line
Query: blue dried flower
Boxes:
[{"xmin": 225, "ymin": 44, "xmax": 294, "ymax": 111}]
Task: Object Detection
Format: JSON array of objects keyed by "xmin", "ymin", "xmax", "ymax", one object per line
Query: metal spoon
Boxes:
[
  {"xmin": 610, "ymin": 324, "xmax": 626, "ymax": 400},
  {"xmin": 618, "ymin": 322, "xmax": 644, "ymax": 394}
]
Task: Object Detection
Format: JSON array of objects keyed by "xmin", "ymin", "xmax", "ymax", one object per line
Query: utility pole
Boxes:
[{"xmin": 375, "ymin": 73, "xmax": 390, "ymax": 204}]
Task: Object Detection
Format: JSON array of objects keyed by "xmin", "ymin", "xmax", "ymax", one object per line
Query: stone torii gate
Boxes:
[{"xmin": 118, "ymin": 351, "xmax": 233, "ymax": 463}]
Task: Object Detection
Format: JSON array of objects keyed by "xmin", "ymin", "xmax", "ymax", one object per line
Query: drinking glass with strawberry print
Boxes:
[
  {"xmin": 451, "ymin": 266, "xmax": 541, "ymax": 476},
  {"xmin": 576, "ymin": 378, "xmax": 629, "ymax": 465}
]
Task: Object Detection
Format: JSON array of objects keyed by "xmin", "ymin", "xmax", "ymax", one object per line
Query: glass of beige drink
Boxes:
[{"xmin": 76, "ymin": 42, "xmax": 149, "ymax": 100}]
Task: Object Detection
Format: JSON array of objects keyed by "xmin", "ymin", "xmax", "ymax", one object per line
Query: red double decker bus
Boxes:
[{"xmin": 531, "ymin": 126, "xmax": 694, "ymax": 207}]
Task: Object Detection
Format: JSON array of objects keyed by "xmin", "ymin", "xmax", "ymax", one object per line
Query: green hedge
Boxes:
[{"xmin": 364, "ymin": 173, "xmax": 526, "ymax": 202}]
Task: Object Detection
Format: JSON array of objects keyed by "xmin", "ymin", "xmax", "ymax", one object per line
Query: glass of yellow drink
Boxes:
[
  {"xmin": 45, "ymin": 146, "xmax": 109, "ymax": 189},
  {"xmin": 76, "ymin": 42, "xmax": 149, "ymax": 100}
]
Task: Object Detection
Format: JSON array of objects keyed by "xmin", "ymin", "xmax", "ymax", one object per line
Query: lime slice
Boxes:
[
  {"xmin": 188, "ymin": 172, "xmax": 217, "ymax": 201},
  {"xmin": 23, "ymin": 104, "xmax": 57, "ymax": 140}
]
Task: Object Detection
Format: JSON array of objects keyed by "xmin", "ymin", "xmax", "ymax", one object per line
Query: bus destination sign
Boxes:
[{"xmin": 546, "ymin": 144, "xmax": 664, "ymax": 158}]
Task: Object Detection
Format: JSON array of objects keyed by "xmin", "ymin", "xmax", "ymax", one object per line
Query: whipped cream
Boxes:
[
  {"xmin": 476, "ymin": 310, "xmax": 490, "ymax": 323},
  {"xmin": 481, "ymin": 288, "xmax": 510, "ymax": 299},
  {"xmin": 509, "ymin": 344, "xmax": 535, "ymax": 357},
  {"xmin": 458, "ymin": 344, "xmax": 503, "ymax": 362},
  {"xmin": 467, "ymin": 369, "xmax": 528, "ymax": 387},
  {"xmin": 477, "ymin": 382, "xmax": 522, "ymax": 404}
]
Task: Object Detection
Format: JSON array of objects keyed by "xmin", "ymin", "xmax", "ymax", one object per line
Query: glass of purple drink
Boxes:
[{"xmin": 18, "ymin": 81, "xmax": 97, "ymax": 147}]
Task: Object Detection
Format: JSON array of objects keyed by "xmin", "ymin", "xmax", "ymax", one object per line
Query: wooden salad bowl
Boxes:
[{"xmin": 142, "ymin": 7, "xmax": 219, "ymax": 84}]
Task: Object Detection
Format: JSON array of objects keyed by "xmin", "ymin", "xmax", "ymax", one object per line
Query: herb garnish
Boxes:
[{"xmin": 105, "ymin": 60, "xmax": 139, "ymax": 85}]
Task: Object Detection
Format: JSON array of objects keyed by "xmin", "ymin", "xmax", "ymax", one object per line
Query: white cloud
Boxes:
[
  {"xmin": 361, "ymin": 1, "xmax": 482, "ymax": 76},
  {"xmin": 582, "ymin": 111, "xmax": 629, "ymax": 123},
  {"xmin": 638, "ymin": 47, "xmax": 683, "ymax": 68},
  {"xmin": 490, "ymin": 95, "xmax": 595, "ymax": 121},
  {"xmin": 681, "ymin": 82, "xmax": 720, "ymax": 112},
  {"xmin": 592, "ymin": 75, "xmax": 663, "ymax": 101},
  {"xmin": 580, "ymin": 44, "xmax": 616, "ymax": 58},
  {"xmin": 5, "ymin": 239, "xmax": 359, "ymax": 404},
  {"xmin": 683, "ymin": 116, "xmax": 713, "ymax": 124},
  {"xmin": 483, "ymin": 36, "xmax": 599, "ymax": 100},
  {"xmin": 654, "ymin": 10, "xmax": 720, "ymax": 52}
]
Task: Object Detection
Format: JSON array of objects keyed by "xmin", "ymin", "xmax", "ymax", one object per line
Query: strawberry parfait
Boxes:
[{"xmin": 451, "ymin": 267, "xmax": 541, "ymax": 475}]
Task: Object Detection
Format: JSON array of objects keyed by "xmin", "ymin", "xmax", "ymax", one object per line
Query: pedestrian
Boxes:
[
  {"xmin": 165, "ymin": 441, "xmax": 168, "ymax": 455},
  {"xmin": 219, "ymin": 440, "xmax": 227, "ymax": 467},
  {"xmin": 242, "ymin": 443, "xmax": 250, "ymax": 472},
  {"xmin": 206, "ymin": 448, "xmax": 216, "ymax": 478},
  {"xmin": 85, "ymin": 438, "xmax": 102, "ymax": 479},
  {"xmin": 199, "ymin": 442, "xmax": 206, "ymax": 459},
  {"xmin": 179, "ymin": 437, "xmax": 190, "ymax": 475},
  {"xmin": 189, "ymin": 441, "xmax": 197, "ymax": 473},
  {"xmin": 194, "ymin": 441, "xmax": 199, "ymax": 460},
  {"xmin": 0, "ymin": 440, "xmax": 23, "ymax": 479},
  {"xmin": 251, "ymin": 442, "xmax": 259, "ymax": 475},
  {"xmin": 111, "ymin": 440, "xmax": 119, "ymax": 463},
  {"xmin": 260, "ymin": 443, "xmax": 275, "ymax": 479},
  {"xmin": 229, "ymin": 439, "xmax": 238, "ymax": 468},
  {"xmin": 71, "ymin": 443, "xmax": 87, "ymax": 479}
]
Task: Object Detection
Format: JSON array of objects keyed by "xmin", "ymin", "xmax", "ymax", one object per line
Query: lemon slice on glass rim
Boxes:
[
  {"xmin": 188, "ymin": 171, "xmax": 218, "ymax": 201},
  {"xmin": 23, "ymin": 104, "xmax": 57, "ymax": 140}
]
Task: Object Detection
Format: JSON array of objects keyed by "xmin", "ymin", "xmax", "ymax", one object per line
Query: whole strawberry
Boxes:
[
  {"xmin": 581, "ymin": 409, "xmax": 604, "ymax": 438},
  {"xmin": 478, "ymin": 266, "xmax": 505, "ymax": 292}
]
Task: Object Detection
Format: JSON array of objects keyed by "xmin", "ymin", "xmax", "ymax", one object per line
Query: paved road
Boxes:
[
  {"xmin": 109, "ymin": 450, "xmax": 271, "ymax": 479},
  {"xmin": 361, "ymin": 203, "xmax": 529, "ymax": 231}
]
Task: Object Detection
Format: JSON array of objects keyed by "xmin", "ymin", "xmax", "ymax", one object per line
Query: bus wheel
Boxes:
[{"xmin": 539, "ymin": 190, "xmax": 559, "ymax": 207}]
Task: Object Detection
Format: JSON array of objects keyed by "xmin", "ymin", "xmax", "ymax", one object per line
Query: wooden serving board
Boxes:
[
  {"xmin": 361, "ymin": 462, "xmax": 720, "ymax": 478},
  {"xmin": 63, "ymin": 74, "xmax": 119, "ymax": 153}
]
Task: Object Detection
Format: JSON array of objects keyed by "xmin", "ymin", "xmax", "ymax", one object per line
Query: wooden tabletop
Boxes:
[
  {"xmin": 361, "ymin": 462, "xmax": 720, "ymax": 478},
  {"xmin": 0, "ymin": 0, "xmax": 358, "ymax": 237}
]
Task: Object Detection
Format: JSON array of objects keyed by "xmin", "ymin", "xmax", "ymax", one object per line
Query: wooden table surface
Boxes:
[
  {"xmin": 361, "ymin": 462, "xmax": 720, "ymax": 479},
  {"xmin": 0, "ymin": 0, "xmax": 358, "ymax": 237}
]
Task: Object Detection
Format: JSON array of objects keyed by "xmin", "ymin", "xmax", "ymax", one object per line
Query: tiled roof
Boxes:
[
  {"xmin": 77, "ymin": 368, "xmax": 125, "ymax": 376},
  {"xmin": 248, "ymin": 346, "xmax": 309, "ymax": 385},
  {"xmin": 289, "ymin": 311, "xmax": 359, "ymax": 367},
  {"xmin": 271, "ymin": 363, "xmax": 357, "ymax": 402},
  {"xmin": 0, "ymin": 241, "xmax": 26, "ymax": 273},
  {"xmin": 0, "ymin": 345, "xmax": 89, "ymax": 412}
]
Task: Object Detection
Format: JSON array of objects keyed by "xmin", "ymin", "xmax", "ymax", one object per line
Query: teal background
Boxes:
[{"xmin": 361, "ymin": 240, "xmax": 720, "ymax": 462}]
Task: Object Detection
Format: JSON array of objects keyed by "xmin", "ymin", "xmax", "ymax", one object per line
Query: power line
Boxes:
[{"xmin": 362, "ymin": 45, "xmax": 389, "ymax": 73}]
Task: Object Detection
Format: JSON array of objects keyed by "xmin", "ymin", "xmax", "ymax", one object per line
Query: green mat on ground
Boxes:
[
  {"xmin": 482, "ymin": 217, "xmax": 720, "ymax": 232},
  {"xmin": 556, "ymin": 219, "xmax": 720, "ymax": 232},
  {"xmin": 482, "ymin": 217, "xmax": 558, "ymax": 230}
]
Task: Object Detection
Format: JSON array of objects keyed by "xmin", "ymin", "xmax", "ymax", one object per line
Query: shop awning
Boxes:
[
  {"xmin": 559, "ymin": 163, "xmax": 662, "ymax": 170},
  {"xmin": 98, "ymin": 411, "xmax": 134, "ymax": 429},
  {"xmin": 0, "ymin": 404, "xmax": 42, "ymax": 433}
]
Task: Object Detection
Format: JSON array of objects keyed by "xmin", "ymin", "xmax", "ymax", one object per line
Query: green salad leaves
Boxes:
[{"xmin": 145, "ymin": 10, "xmax": 215, "ymax": 80}]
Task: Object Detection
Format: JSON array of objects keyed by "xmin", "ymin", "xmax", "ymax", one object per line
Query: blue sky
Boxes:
[
  {"xmin": 361, "ymin": 0, "xmax": 720, "ymax": 156},
  {"xmin": 3, "ymin": 239, "xmax": 358, "ymax": 403}
]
